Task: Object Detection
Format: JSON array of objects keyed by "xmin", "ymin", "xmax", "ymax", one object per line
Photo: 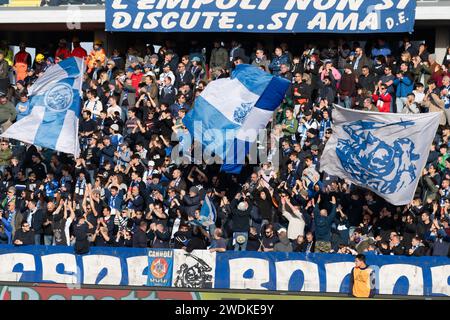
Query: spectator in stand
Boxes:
[
  {"xmin": 372, "ymin": 83, "xmax": 392, "ymax": 113},
  {"xmin": 269, "ymin": 47, "xmax": 290, "ymax": 76},
  {"xmin": 393, "ymin": 62, "xmax": 414, "ymax": 113},
  {"xmin": 13, "ymin": 221, "xmax": 34, "ymax": 246},
  {"xmin": 14, "ymin": 42, "xmax": 32, "ymax": 82},
  {"xmin": 71, "ymin": 37, "xmax": 88, "ymax": 59},
  {"xmin": 55, "ymin": 39, "xmax": 71, "ymax": 60},
  {"xmin": 314, "ymin": 196, "xmax": 337, "ymax": 253}
]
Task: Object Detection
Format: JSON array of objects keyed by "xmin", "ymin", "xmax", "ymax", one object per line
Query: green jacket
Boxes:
[
  {"xmin": 276, "ymin": 96, "xmax": 294, "ymax": 124},
  {"xmin": 282, "ymin": 118, "xmax": 299, "ymax": 137},
  {"xmin": 438, "ymin": 153, "xmax": 450, "ymax": 171},
  {"xmin": 0, "ymin": 101, "xmax": 16, "ymax": 124},
  {"xmin": 0, "ymin": 148, "xmax": 12, "ymax": 166}
]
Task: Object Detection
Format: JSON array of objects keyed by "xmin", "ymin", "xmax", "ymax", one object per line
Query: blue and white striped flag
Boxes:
[
  {"xmin": 199, "ymin": 196, "xmax": 217, "ymax": 227},
  {"xmin": 320, "ymin": 105, "xmax": 441, "ymax": 206},
  {"xmin": 2, "ymin": 57, "xmax": 83, "ymax": 157},
  {"xmin": 183, "ymin": 64, "xmax": 290, "ymax": 174}
]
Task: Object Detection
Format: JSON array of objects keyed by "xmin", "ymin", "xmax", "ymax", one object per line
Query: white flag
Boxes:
[
  {"xmin": 320, "ymin": 105, "xmax": 441, "ymax": 205},
  {"xmin": 1, "ymin": 57, "xmax": 83, "ymax": 157}
]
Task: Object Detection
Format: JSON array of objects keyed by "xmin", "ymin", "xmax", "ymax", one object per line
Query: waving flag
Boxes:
[
  {"xmin": 199, "ymin": 196, "xmax": 217, "ymax": 227},
  {"xmin": 320, "ymin": 105, "xmax": 441, "ymax": 205},
  {"xmin": 2, "ymin": 57, "xmax": 83, "ymax": 157},
  {"xmin": 183, "ymin": 64, "xmax": 290, "ymax": 174}
]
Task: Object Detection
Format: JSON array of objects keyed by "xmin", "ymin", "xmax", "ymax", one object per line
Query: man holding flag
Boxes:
[{"xmin": 1, "ymin": 57, "xmax": 84, "ymax": 158}]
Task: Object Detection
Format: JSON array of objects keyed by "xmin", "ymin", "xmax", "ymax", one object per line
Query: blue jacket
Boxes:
[
  {"xmin": 393, "ymin": 75, "xmax": 414, "ymax": 98},
  {"xmin": 269, "ymin": 54, "xmax": 289, "ymax": 75},
  {"xmin": 1, "ymin": 217, "xmax": 12, "ymax": 244},
  {"xmin": 45, "ymin": 179, "xmax": 59, "ymax": 198},
  {"xmin": 105, "ymin": 188, "xmax": 124, "ymax": 212},
  {"xmin": 313, "ymin": 204, "xmax": 336, "ymax": 242}
]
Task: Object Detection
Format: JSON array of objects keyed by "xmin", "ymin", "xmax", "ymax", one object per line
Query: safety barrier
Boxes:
[{"xmin": 0, "ymin": 245, "xmax": 448, "ymax": 297}]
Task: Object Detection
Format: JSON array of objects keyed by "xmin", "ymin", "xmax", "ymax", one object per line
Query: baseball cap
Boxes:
[
  {"xmin": 277, "ymin": 228, "xmax": 287, "ymax": 234},
  {"xmin": 191, "ymin": 56, "xmax": 201, "ymax": 62},
  {"xmin": 311, "ymin": 145, "xmax": 319, "ymax": 151},
  {"xmin": 110, "ymin": 124, "xmax": 119, "ymax": 131},
  {"xmin": 148, "ymin": 160, "xmax": 155, "ymax": 167},
  {"xmin": 0, "ymin": 92, "xmax": 6, "ymax": 98},
  {"xmin": 150, "ymin": 54, "xmax": 158, "ymax": 60}
]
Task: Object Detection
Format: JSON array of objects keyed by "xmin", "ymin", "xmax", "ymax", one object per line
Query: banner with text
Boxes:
[
  {"xmin": 147, "ymin": 249, "xmax": 173, "ymax": 287},
  {"xmin": 214, "ymin": 252, "xmax": 450, "ymax": 296},
  {"xmin": 0, "ymin": 246, "xmax": 449, "ymax": 296},
  {"xmin": 106, "ymin": 0, "xmax": 416, "ymax": 33}
]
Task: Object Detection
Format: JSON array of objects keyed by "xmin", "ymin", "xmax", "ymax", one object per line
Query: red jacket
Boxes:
[
  {"xmin": 372, "ymin": 92, "xmax": 392, "ymax": 112},
  {"xmin": 131, "ymin": 73, "xmax": 144, "ymax": 94},
  {"xmin": 71, "ymin": 47, "xmax": 87, "ymax": 59},
  {"xmin": 55, "ymin": 48, "xmax": 71, "ymax": 60}
]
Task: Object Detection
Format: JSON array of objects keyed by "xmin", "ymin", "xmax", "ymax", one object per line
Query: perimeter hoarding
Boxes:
[
  {"xmin": 0, "ymin": 245, "xmax": 448, "ymax": 297},
  {"xmin": 106, "ymin": 0, "xmax": 416, "ymax": 33}
]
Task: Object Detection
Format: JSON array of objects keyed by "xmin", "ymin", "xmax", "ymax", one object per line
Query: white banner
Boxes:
[{"xmin": 172, "ymin": 249, "xmax": 216, "ymax": 289}]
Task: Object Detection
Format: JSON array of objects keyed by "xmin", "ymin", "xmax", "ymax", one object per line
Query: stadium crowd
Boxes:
[{"xmin": 0, "ymin": 36, "xmax": 449, "ymax": 257}]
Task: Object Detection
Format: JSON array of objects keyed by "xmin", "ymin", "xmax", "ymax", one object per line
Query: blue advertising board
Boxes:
[
  {"xmin": 0, "ymin": 245, "xmax": 151, "ymax": 286},
  {"xmin": 214, "ymin": 251, "xmax": 450, "ymax": 296},
  {"xmin": 0, "ymin": 245, "xmax": 448, "ymax": 297},
  {"xmin": 106, "ymin": 0, "xmax": 416, "ymax": 33}
]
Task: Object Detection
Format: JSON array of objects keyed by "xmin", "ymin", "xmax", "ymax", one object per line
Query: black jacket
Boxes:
[
  {"xmin": 132, "ymin": 228, "xmax": 148, "ymax": 248},
  {"xmin": 24, "ymin": 209, "xmax": 44, "ymax": 235},
  {"xmin": 13, "ymin": 229, "xmax": 35, "ymax": 246},
  {"xmin": 152, "ymin": 230, "xmax": 171, "ymax": 248},
  {"xmin": 182, "ymin": 194, "xmax": 201, "ymax": 217},
  {"xmin": 230, "ymin": 198, "xmax": 252, "ymax": 233},
  {"xmin": 175, "ymin": 71, "xmax": 193, "ymax": 88},
  {"xmin": 73, "ymin": 222, "xmax": 90, "ymax": 254}
]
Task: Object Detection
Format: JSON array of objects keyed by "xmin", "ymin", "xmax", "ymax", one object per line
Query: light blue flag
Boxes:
[
  {"xmin": 183, "ymin": 64, "xmax": 290, "ymax": 173},
  {"xmin": 320, "ymin": 105, "xmax": 441, "ymax": 206},
  {"xmin": 199, "ymin": 196, "xmax": 217, "ymax": 227},
  {"xmin": 2, "ymin": 57, "xmax": 84, "ymax": 157}
]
